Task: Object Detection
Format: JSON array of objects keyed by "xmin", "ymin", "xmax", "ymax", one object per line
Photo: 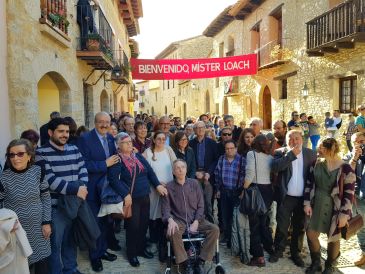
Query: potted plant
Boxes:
[{"xmin": 87, "ymin": 33, "xmax": 102, "ymax": 51}]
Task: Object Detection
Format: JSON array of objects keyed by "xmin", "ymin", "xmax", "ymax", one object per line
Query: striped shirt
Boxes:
[
  {"xmin": 214, "ymin": 154, "xmax": 246, "ymax": 190},
  {"xmin": 36, "ymin": 141, "xmax": 88, "ymax": 205}
]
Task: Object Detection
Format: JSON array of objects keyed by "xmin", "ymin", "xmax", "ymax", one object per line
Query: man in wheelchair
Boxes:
[{"xmin": 162, "ymin": 159, "xmax": 220, "ymax": 274}]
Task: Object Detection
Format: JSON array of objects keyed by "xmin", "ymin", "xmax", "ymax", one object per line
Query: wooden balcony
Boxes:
[
  {"xmin": 39, "ymin": 0, "xmax": 70, "ymax": 39},
  {"xmin": 307, "ymin": 0, "xmax": 365, "ymax": 56},
  {"xmin": 256, "ymin": 40, "xmax": 288, "ymax": 70}
]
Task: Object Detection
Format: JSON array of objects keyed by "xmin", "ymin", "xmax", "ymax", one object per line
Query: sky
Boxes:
[{"xmin": 135, "ymin": 0, "xmax": 237, "ymax": 59}]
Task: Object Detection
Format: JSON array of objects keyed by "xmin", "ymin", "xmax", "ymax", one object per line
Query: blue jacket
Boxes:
[
  {"xmin": 189, "ymin": 137, "xmax": 218, "ymax": 176},
  {"xmin": 77, "ymin": 129, "xmax": 117, "ymax": 201},
  {"xmin": 173, "ymin": 147, "xmax": 196, "ymax": 179},
  {"xmin": 107, "ymin": 153, "xmax": 161, "ymax": 199}
]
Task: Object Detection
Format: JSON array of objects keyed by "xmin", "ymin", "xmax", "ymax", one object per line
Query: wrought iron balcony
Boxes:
[
  {"xmin": 39, "ymin": 0, "xmax": 70, "ymax": 38},
  {"xmin": 306, "ymin": 0, "xmax": 365, "ymax": 56}
]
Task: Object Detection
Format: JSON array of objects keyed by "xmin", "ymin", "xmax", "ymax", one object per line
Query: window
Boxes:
[
  {"xmin": 173, "ymin": 97, "xmax": 176, "ymax": 108},
  {"xmin": 280, "ymin": 79, "xmax": 288, "ymax": 99},
  {"xmin": 339, "ymin": 76, "xmax": 357, "ymax": 113},
  {"xmin": 167, "ymin": 80, "xmax": 170, "ymax": 90}
]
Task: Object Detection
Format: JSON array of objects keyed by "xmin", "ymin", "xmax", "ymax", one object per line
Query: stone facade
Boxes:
[{"xmin": 6, "ymin": 0, "xmax": 140, "ymax": 136}]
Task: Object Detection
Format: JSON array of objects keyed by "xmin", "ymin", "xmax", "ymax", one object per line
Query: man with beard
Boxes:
[
  {"xmin": 77, "ymin": 112, "xmax": 119, "ymax": 272},
  {"xmin": 36, "ymin": 117, "xmax": 88, "ymax": 274},
  {"xmin": 272, "ymin": 120, "xmax": 287, "ymax": 151}
]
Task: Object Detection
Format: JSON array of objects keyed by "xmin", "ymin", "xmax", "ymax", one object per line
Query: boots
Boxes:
[
  {"xmin": 322, "ymin": 253, "xmax": 340, "ymax": 274},
  {"xmin": 305, "ymin": 252, "xmax": 322, "ymax": 274}
]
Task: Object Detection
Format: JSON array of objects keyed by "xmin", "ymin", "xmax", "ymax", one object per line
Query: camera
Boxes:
[{"xmin": 360, "ymin": 144, "xmax": 365, "ymax": 156}]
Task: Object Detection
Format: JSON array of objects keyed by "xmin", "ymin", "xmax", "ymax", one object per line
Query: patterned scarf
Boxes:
[{"xmin": 119, "ymin": 152, "xmax": 145, "ymax": 176}]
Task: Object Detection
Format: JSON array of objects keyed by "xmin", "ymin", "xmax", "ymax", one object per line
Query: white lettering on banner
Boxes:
[
  {"xmin": 139, "ymin": 64, "xmax": 190, "ymax": 74},
  {"xmin": 191, "ymin": 63, "xmax": 221, "ymax": 73},
  {"xmin": 223, "ymin": 60, "xmax": 250, "ymax": 70}
]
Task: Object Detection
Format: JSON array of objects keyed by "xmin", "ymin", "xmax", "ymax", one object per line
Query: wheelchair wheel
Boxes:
[{"xmin": 215, "ymin": 265, "xmax": 225, "ymax": 274}]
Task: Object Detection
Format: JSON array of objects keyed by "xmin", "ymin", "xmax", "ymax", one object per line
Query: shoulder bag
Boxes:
[{"xmin": 339, "ymin": 169, "xmax": 364, "ymax": 240}]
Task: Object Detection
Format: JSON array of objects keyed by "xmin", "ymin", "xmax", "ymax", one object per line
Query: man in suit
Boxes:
[
  {"xmin": 77, "ymin": 112, "xmax": 119, "ymax": 272},
  {"xmin": 269, "ymin": 130, "xmax": 317, "ymax": 267},
  {"xmin": 189, "ymin": 121, "xmax": 218, "ymax": 223}
]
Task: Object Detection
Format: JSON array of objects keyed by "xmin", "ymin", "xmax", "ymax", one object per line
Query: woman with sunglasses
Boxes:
[
  {"xmin": 172, "ymin": 131, "xmax": 196, "ymax": 179},
  {"xmin": 0, "ymin": 139, "xmax": 51, "ymax": 274},
  {"xmin": 237, "ymin": 128, "xmax": 255, "ymax": 157},
  {"xmin": 143, "ymin": 131, "xmax": 176, "ymax": 257}
]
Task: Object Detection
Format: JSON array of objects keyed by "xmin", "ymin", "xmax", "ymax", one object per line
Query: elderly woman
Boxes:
[
  {"xmin": 172, "ymin": 131, "xmax": 196, "ymax": 179},
  {"xmin": 237, "ymin": 128, "xmax": 255, "ymax": 157},
  {"xmin": 243, "ymin": 134, "xmax": 275, "ymax": 267},
  {"xmin": 143, "ymin": 131, "xmax": 176, "ymax": 256},
  {"xmin": 0, "ymin": 139, "xmax": 51, "ymax": 274},
  {"xmin": 304, "ymin": 138, "xmax": 356, "ymax": 274},
  {"xmin": 107, "ymin": 132, "xmax": 167, "ymax": 267},
  {"xmin": 133, "ymin": 121, "xmax": 151, "ymax": 154}
]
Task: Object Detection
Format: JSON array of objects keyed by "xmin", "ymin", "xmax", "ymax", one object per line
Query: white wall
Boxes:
[{"xmin": 0, "ymin": 0, "xmax": 11, "ymax": 166}]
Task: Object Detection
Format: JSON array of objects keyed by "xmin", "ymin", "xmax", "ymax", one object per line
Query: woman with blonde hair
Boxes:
[{"xmin": 304, "ymin": 138, "xmax": 356, "ymax": 274}]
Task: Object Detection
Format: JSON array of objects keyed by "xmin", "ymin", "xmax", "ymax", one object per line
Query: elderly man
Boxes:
[
  {"xmin": 162, "ymin": 159, "xmax": 219, "ymax": 274},
  {"xmin": 217, "ymin": 127, "xmax": 233, "ymax": 156},
  {"xmin": 223, "ymin": 115, "xmax": 241, "ymax": 142},
  {"xmin": 249, "ymin": 117, "xmax": 263, "ymax": 136},
  {"xmin": 123, "ymin": 117, "xmax": 135, "ymax": 139},
  {"xmin": 189, "ymin": 121, "xmax": 218, "ymax": 223},
  {"xmin": 77, "ymin": 112, "xmax": 119, "ymax": 272},
  {"xmin": 269, "ymin": 130, "xmax": 317, "ymax": 267},
  {"xmin": 159, "ymin": 116, "xmax": 172, "ymax": 145}
]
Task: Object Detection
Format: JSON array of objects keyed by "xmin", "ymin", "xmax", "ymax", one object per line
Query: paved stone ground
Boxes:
[{"xmin": 77, "ymin": 199, "xmax": 365, "ymax": 274}]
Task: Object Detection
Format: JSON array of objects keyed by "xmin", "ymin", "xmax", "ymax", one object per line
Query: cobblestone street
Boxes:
[{"xmin": 78, "ymin": 199, "xmax": 365, "ymax": 274}]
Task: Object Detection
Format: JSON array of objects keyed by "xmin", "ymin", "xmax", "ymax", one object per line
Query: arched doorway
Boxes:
[
  {"xmin": 37, "ymin": 72, "xmax": 70, "ymax": 125},
  {"xmin": 100, "ymin": 90, "xmax": 109, "ymax": 112},
  {"xmin": 182, "ymin": 103, "xmax": 187, "ymax": 122},
  {"xmin": 205, "ymin": 90, "xmax": 210, "ymax": 113},
  {"xmin": 262, "ymin": 86, "xmax": 272, "ymax": 130},
  {"xmin": 223, "ymin": 97, "xmax": 229, "ymax": 115}
]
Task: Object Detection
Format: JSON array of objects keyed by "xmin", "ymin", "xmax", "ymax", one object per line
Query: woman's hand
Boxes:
[
  {"xmin": 160, "ymin": 181, "xmax": 167, "ymax": 187},
  {"xmin": 156, "ymin": 185, "xmax": 168, "ymax": 196},
  {"xmin": 42, "ymin": 224, "xmax": 52, "ymax": 239},
  {"xmin": 124, "ymin": 194, "xmax": 132, "ymax": 207},
  {"xmin": 304, "ymin": 205, "xmax": 312, "ymax": 217},
  {"xmin": 243, "ymin": 181, "xmax": 251, "ymax": 189},
  {"xmin": 337, "ymin": 215, "xmax": 348, "ymax": 228}
]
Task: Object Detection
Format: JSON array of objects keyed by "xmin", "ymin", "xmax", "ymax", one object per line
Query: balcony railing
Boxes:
[
  {"xmin": 255, "ymin": 40, "xmax": 287, "ymax": 69},
  {"xmin": 40, "ymin": 0, "xmax": 69, "ymax": 35},
  {"xmin": 307, "ymin": 0, "xmax": 365, "ymax": 53}
]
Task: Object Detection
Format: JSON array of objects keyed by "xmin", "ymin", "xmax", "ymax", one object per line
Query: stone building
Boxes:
[
  {"xmin": 5, "ymin": 0, "xmax": 142, "ymax": 140},
  {"xmin": 202, "ymin": 0, "xmax": 365, "ymax": 131},
  {"xmin": 147, "ymin": 35, "xmax": 213, "ymax": 119}
]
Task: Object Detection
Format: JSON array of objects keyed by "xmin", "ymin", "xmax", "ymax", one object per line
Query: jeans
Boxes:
[
  {"xmin": 220, "ymin": 189, "xmax": 238, "ymax": 242},
  {"xmin": 310, "ymin": 135, "xmax": 320, "ymax": 151},
  {"xmin": 49, "ymin": 208, "xmax": 78, "ymax": 274}
]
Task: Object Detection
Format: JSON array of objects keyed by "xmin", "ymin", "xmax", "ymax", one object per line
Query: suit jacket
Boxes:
[
  {"xmin": 189, "ymin": 137, "xmax": 218, "ymax": 176},
  {"xmin": 77, "ymin": 129, "xmax": 116, "ymax": 202},
  {"xmin": 271, "ymin": 146, "xmax": 317, "ymax": 204}
]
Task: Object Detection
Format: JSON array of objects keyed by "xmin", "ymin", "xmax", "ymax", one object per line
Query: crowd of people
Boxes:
[{"xmin": 1, "ymin": 104, "xmax": 365, "ymax": 274}]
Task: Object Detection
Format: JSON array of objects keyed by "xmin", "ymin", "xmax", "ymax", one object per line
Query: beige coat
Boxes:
[{"xmin": 0, "ymin": 208, "xmax": 32, "ymax": 274}]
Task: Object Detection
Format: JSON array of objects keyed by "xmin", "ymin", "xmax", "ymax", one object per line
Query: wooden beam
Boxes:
[
  {"xmin": 306, "ymin": 50, "xmax": 324, "ymax": 57},
  {"xmin": 336, "ymin": 42, "xmax": 355, "ymax": 48},
  {"xmin": 321, "ymin": 47, "xmax": 339, "ymax": 53},
  {"xmin": 273, "ymin": 71, "xmax": 298, "ymax": 81}
]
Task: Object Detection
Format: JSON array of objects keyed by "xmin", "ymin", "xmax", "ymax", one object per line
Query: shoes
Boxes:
[
  {"xmin": 128, "ymin": 257, "xmax": 140, "ymax": 267},
  {"xmin": 108, "ymin": 243, "xmax": 122, "ymax": 251},
  {"xmin": 101, "ymin": 251, "xmax": 117, "ymax": 262},
  {"xmin": 146, "ymin": 242, "xmax": 158, "ymax": 255},
  {"xmin": 322, "ymin": 266, "xmax": 336, "ymax": 274},
  {"xmin": 306, "ymin": 252, "xmax": 322, "ymax": 274},
  {"xmin": 355, "ymin": 254, "xmax": 365, "ymax": 266},
  {"xmin": 194, "ymin": 259, "xmax": 205, "ymax": 274},
  {"xmin": 90, "ymin": 259, "xmax": 103, "ymax": 272},
  {"xmin": 138, "ymin": 249, "xmax": 154, "ymax": 259},
  {"xmin": 248, "ymin": 256, "xmax": 265, "ymax": 267},
  {"xmin": 269, "ymin": 250, "xmax": 283, "ymax": 263},
  {"xmin": 291, "ymin": 255, "xmax": 305, "ymax": 267}
]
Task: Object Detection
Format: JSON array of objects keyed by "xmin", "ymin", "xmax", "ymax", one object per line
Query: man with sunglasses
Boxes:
[
  {"xmin": 223, "ymin": 115, "xmax": 242, "ymax": 142},
  {"xmin": 217, "ymin": 127, "xmax": 233, "ymax": 156},
  {"xmin": 36, "ymin": 117, "xmax": 88, "ymax": 274},
  {"xmin": 287, "ymin": 111, "xmax": 301, "ymax": 130}
]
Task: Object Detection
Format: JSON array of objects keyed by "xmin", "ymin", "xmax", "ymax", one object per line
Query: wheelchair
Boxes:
[{"xmin": 164, "ymin": 231, "xmax": 225, "ymax": 274}]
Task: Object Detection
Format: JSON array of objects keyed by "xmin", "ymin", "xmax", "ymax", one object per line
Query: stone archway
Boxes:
[
  {"xmin": 37, "ymin": 71, "xmax": 71, "ymax": 125},
  {"xmin": 205, "ymin": 90, "xmax": 210, "ymax": 113},
  {"xmin": 100, "ymin": 90, "xmax": 109, "ymax": 112},
  {"xmin": 223, "ymin": 97, "xmax": 229, "ymax": 115},
  {"xmin": 262, "ymin": 86, "xmax": 272, "ymax": 130}
]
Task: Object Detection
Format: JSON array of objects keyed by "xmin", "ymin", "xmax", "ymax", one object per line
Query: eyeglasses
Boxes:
[
  {"xmin": 222, "ymin": 133, "xmax": 232, "ymax": 136},
  {"xmin": 250, "ymin": 123, "xmax": 258, "ymax": 126},
  {"xmin": 120, "ymin": 141, "xmax": 132, "ymax": 145},
  {"xmin": 179, "ymin": 138, "xmax": 188, "ymax": 141},
  {"xmin": 7, "ymin": 152, "xmax": 27, "ymax": 158},
  {"xmin": 156, "ymin": 138, "xmax": 166, "ymax": 141}
]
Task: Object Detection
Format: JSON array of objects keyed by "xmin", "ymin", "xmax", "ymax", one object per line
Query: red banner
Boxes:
[{"xmin": 130, "ymin": 54, "xmax": 257, "ymax": 80}]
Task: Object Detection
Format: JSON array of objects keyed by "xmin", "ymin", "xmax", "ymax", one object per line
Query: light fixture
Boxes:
[
  {"xmin": 301, "ymin": 82, "xmax": 309, "ymax": 98},
  {"xmin": 111, "ymin": 65, "xmax": 122, "ymax": 78},
  {"xmin": 191, "ymin": 82, "xmax": 199, "ymax": 90}
]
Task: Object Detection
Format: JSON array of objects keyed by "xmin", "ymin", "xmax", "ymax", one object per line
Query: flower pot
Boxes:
[{"xmin": 87, "ymin": 39, "xmax": 100, "ymax": 51}]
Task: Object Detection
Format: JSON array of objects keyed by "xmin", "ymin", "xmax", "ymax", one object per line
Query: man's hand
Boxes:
[
  {"xmin": 106, "ymin": 155, "xmax": 120, "ymax": 167},
  {"xmin": 304, "ymin": 205, "xmax": 312, "ymax": 217},
  {"xmin": 353, "ymin": 144, "xmax": 362, "ymax": 160},
  {"xmin": 167, "ymin": 218, "xmax": 179, "ymax": 236},
  {"xmin": 124, "ymin": 194, "xmax": 132, "ymax": 207},
  {"xmin": 189, "ymin": 220, "xmax": 199, "ymax": 233},
  {"xmin": 291, "ymin": 145, "xmax": 301, "ymax": 156},
  {"xmin": 156, "ymin": 185, "xmax": 168, "ymax": 196},
  {"xmin": 77, "ymin": 186, "xmax": 88, "ymax": 200},
  {"xmin": 204, "ymin": 173, "xmax": 210, "ymax": 181},
  {"xmin": 42, "ymin": 224, "xmax": 52, "ymax": 239}
]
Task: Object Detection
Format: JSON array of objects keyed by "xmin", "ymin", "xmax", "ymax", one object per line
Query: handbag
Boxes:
[
  {"xmin": 239, "ymin": 152, "xmax": 267, "ymax": 216},
  {"xmin": 118, "ymin": 166, "xmax": 137, "ymax": 219},
  {"xmin": 338, "ymin": 170, "xmax": 364, "ymax": 240}
]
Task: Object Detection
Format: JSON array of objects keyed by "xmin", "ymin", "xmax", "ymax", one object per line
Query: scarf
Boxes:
[{"xmin": 119, "ymin": 152, "xmax": 145, "ymax": 176}]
